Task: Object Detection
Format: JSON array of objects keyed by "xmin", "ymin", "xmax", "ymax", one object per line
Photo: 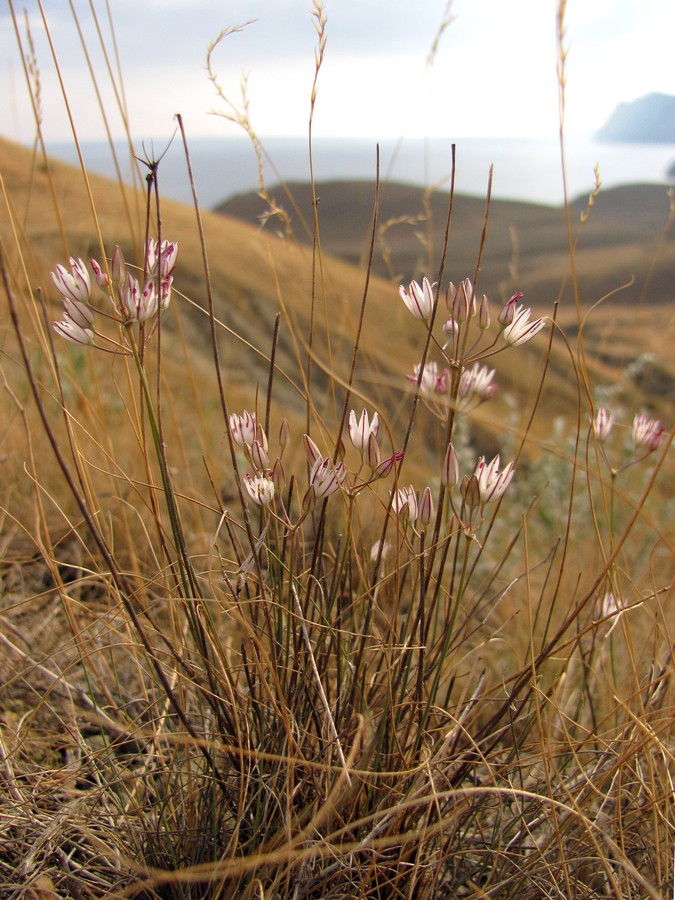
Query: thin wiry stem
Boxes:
[{"xmin": 1, "ymin": 246, "xmax": 228, "ymax": 792}]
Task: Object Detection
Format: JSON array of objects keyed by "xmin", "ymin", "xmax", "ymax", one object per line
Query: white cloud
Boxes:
[{"xmin": 1, "ymin": 0, "xmax": 673, "ymax": 144}]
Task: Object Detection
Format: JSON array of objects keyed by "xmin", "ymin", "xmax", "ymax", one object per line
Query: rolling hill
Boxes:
[
  {"xmin": 216, "ymin": 177, "xmax": 675, "ymax": 410},
  {"xmin": 216, "ymin": 178, "xmax": 675, "ymax": 309},
  {"xmin": 1, "ymin": 135, "xmax": 673, "ymax": 495}
]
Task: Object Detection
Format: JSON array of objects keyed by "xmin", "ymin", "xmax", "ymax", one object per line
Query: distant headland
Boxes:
[{"xmin": 597, "ymin": 93, "xmax": 675, "ymax": 143}]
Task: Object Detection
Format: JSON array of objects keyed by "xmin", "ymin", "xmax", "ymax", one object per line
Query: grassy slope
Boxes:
[
  {"xmin": 0, "ymin": 146, "xmax": 673, "ymax": 900},
  {"xmin": 217, "ymin": 178, "xmax": 675, "ymax": 303},
  {"xmin": 1, "ymin": 137, "xmax": 672, "ymax": 485},
  {"xmin": 219, "ymin": 177, "xmax": 675, "ymax": 424}
]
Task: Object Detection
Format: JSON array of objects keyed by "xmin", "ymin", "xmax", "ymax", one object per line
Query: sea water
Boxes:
[{"xmin": 46, "ymin": 135, "xmax": 675, "ymax": 209}]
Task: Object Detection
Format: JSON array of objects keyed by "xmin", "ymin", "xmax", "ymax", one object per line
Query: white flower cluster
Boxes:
[
  {"xmin": 51, "ymin": 240, "xmax": 178, "ymax": 349},
  {"xmin": 402, "ymin": 278, "xmax": 546, "ymax": 419},
  {"xmin": 231, "ymin": 407, "xmax": 403, "ymax": 514}
]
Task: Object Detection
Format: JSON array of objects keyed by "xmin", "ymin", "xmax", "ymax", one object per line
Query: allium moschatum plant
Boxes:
[{"xmin": 1, "ymin": 4, "xmax": 672, "ymax": 898}]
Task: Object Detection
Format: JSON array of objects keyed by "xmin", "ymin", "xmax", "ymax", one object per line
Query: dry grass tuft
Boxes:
[{"xmin": 0, "ymin": 3, "xmax": 673, "ymax": 898}]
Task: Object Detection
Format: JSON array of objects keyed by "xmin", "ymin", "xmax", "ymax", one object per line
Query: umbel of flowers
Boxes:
[
  {"xmin": 230, "ymin": 409, "xmax": 404, "ymax": 530},
  {"xmin": 402, "ymin": 278, "xmax": 546, "ymax": 419},
  {"xmin": 398, "ymin": 276, "xmax": 547, "ymax": 531},
  {"xmin": 391, "ymin": 447, "xmax": 515, "ymax": 539},
  {"xmin": 51, "ymin": 239, "xmax": 178, "ymax": 351}
]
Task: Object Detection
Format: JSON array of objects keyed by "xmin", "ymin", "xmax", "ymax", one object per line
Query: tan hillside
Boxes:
[
  {"xmin": 219, "ymin": 178, "xmax": 675, "ymax": 399},
  {"xmin": 1, "ymin": 136, "xmax": 672, "ymax": 488},
  {"xmin": 218, "ymin": 179, "xmax": 675, "ymax": 304},
  {"xmin": 0, "ymin": 142, "xmax": 672, "ymax": 900}
]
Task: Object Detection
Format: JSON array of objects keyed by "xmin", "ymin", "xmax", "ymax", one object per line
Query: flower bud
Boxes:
[
  {"xmin": 498, "ymin": 291, "xmax": 524, "ymax": 327},
  {"xmin": 118, "ymin": 273, "xmax": 141, "ymax": 321},
  {"xmin": 279, "ymin": 418, "xmax": 291, "ymax": 455},
  {"xmin": 365, "ymin": 432, "xmax": 381, "ymax": 470},
  {"xmin": 272, "ymin": 457, "xmax": 286, "ymax": 490},
  {"xmin": 370, "ymin": 539, "xmax": 390, "ymax": 563},
  {"xmin": 159, "ymin": 275, "xmax": 173, "ymax": 310},
  {"xmin": 138, "ymin": 280, "xmax": 158, "ymax": 321},
  {"xmin": 250, "ymin": 438, "xmax": 269, "ymax": 472},
  {"xmin": 374, "ymin": 450, "xmax": 404, "ymax": 479},
  {"xmin": 301, "ymin": 485, "xmax": 317, "ymax": 515},
  {"xmin": 90, "ymin": 258, "xmax": 110, "ymax": 289},
  {"xmin": 451, "ymin": 278, "xmax": 475, "ymax": 323},
  {"xmin": 445, "ymin": 282, "xmax": 456, "ymax": 312},
  {"xmin": 442, "ymin": 442, "xmax": 460, "ymax": 487},
  {"xmin": 443, "ymin": 316, "xmax": 459, "ymax": 336},
  {"xmin": 303, "ymin": 434, "xmax": 322, "ymax": 466},
  {"xmin": 462, "ymin": 474, "xmax": 481, "ymax": 509},
  {"xmin": 110, "ymin": 246, "xmax": 126, "ymax": 285},
  {"xmin": 255, "ymin": 424, "xmax": 269, "ymax": 454},
  {"xmin": 419, "ymin": 486, "xmax": 434, "ymax": 528},
  {"xmin": 478, "ymin": 294, "xmax": 491, "ymax": 330}
]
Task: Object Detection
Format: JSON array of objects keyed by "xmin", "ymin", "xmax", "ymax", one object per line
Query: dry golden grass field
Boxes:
[{"xmin": 0, "ymin": 109, "xmax": 674, "ymax": 897}]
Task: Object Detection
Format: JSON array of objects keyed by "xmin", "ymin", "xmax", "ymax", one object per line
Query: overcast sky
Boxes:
[{"xmin": 1, "ymin": 0, "xmax": 673, "ymax": 146}]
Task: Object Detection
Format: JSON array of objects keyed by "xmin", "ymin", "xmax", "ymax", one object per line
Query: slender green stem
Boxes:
[{"xmin": 129, "ymin": 336, "xmax": 199, "ymax": 600}]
